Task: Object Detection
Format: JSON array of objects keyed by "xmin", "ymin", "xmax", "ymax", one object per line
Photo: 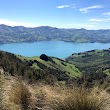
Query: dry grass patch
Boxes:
[
  {"xmin": 1, "ymin": 75, "xmax": 110, "ymax": 110},
  {"xmin": 48, "ymin": 87, "xmax": 109, "ymax": 110},
  {"xmin": 32, "ymin": 85, "xmax": 110, "ymax": 110},
  {"xmin": 1, "ymin": 77, "xmax": 36, "ymax": 110}
]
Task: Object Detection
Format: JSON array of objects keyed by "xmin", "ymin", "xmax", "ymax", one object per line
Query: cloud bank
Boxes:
[{"xmin": 0, "ymin": 19, "xmax": 38, "ymax": 27}]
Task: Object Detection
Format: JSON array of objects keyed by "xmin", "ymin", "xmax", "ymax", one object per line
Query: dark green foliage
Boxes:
[
  {"xmin": 61, "ymin": 62, "xmax": 67, "ymax": 66},
  {"xmin": 0, "ymin": 51, "xmax": 44, "ymax": 82},
  {"xmin": 74, "ymin": 73, "xmax": 107, "ymax": 88},
  {"xmin": 27, "ymin": 60, "xmax": 34, "ymax": 66},
  {"xmin": 40, "ymin": 54, "xmax": 49, "ymax": 61}
]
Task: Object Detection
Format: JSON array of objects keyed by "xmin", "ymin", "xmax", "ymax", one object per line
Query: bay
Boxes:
[{"xmin": 0, "ymin": 41, "xmax": 110, "ymax": 58}]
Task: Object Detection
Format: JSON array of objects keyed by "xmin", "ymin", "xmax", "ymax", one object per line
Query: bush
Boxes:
[{"xmin": 40, "ymin": 54, "xmax": 49, "ymax": 61}]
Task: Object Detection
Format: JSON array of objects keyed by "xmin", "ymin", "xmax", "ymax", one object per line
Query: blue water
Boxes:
[{"xmin": 0, "ymin": 41, "xmax": 110, "ymax": 58}]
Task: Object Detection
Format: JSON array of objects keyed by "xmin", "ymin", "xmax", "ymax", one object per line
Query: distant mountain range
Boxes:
[{"xmin": 0, "ymin": 24, "xmax": 110, "ymax": 43}]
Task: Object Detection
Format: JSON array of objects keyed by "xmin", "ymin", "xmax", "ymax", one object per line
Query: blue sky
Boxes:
[{"xmin": 0, "ymin": 0, "xmax": 110, "ymax": 29}]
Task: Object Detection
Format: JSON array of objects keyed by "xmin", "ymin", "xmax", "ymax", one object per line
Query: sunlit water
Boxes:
[{"xmin": 0, "ymin": 41, "xmax": 110, "ymax": 58}]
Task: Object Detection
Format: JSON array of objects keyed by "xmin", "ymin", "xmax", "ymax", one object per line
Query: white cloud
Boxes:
[
  {"xmin": 56, "ymin": 4, "xmax": 75, "ymax": 9},
  {"xmin": 103, "ymin": 12, "xmax": 110, "ymax": 16},
  {"xmin": 79, "ymin": 5, "xmax": 103, "ymax": 13},
  {"xmin": 56, "ymin": 5, "xmax": 70, "ymax": 9},
  {"xmin": 0, "ymin": 19, "xmax": 38, "ymax": 27},
  {"xmin": 89, "ymin": 18, "xmax": 110, "ymax": 22}
]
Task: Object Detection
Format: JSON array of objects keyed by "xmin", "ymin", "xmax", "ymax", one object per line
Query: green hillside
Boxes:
[
  {"xmin": 17, "ymin": 54, "xmax": 81, "ymax": 78},
  {"xmin": 0, "ymin": 51, "xmax": 81, "ymax": 83},
  {"xmin": 66, "ymin": 49, "xmax": 110, "ymax": 75},
  {"xmin": 66, "ymin": 49, "xmax": 110, "ymax": 88}
]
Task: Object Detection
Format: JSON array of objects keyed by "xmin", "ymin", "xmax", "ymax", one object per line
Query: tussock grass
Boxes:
[
  {"xmin": 0, "ymin": 74, "xmax": 110, "ymax": 110},
  {"xmin": 0, "ymin": 75, "xmax": 3, "ymax": 110},
  {"xmin": 1, "ymin": 77, "xmax": 36, "ymax": 110},
  {"xmin": 50, "ymin": 88, "xmax": 102, "ymax": 110},
  {"xmin": 32, "ymin": 85, "xmax": 110, "ymax": 110},
  {"xmin": 0, "ymin": 70, "xmax": 6, "ymax": 110}
]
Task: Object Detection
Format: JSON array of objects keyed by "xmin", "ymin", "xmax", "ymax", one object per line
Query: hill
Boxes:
[
  {"xmin": 1, "ymin": 24, "xmax": 110, "ymax": 43},
  {"xmin": 1, "ymin": 50, "xmax": 110, "ymax": 88},
  {"xmin": 65, "ymin": 49, "xmax": 110, "ymax": 88},
  {"xmin": 66, "ymin": 49, "xmax": 110, "ymax": 75},
  {"xmin": 0, "ymin": 51, "xmax": 81, "ymax": 83}
]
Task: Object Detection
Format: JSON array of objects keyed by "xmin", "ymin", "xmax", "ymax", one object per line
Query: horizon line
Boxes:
[{"xmin": 0, "ymin": 24, "xmax": 110, "ymax": 31}]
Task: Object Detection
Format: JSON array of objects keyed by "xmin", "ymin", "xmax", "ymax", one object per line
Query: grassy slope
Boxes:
[
  {"xmin": 17, "ymin": 55, "xmax": 81, "ymax": 78},
  {"xmin": 66, "ymin": 49, "xmax": 110, "ymax": 75},
  {"xmin": 0, "ymin": 50, "xmax": 81, "ymax": 83},
  {"xmin": 1, "ymin": 73, "xmax": 109, "ymax": 110}
]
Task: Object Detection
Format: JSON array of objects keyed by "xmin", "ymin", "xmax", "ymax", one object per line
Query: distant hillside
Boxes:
[
  {"xmin": 66, "ymin": 49, "xmax": 110, "ymax": 75},
  {"xmin": 0, "ymin": 51, "xmax": 80, "ymax": 83},
  {"xmin": 1, "ymin": 24, "xmax": 110, "ymax": 43},
  {"xmin": 66, "ymin": 49, "xmax": 110, "ymax": 88}
]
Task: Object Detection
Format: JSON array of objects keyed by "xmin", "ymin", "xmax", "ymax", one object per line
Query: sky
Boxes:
[{"xmin": 0, "ymin": 0, "xmax": 110, "ymax": 29}]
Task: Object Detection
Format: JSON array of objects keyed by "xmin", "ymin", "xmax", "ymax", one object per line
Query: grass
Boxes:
[
  {"xmin": 9, "ymin": 80, "xmax": 34, "ymax": 110},
  {"xmin": 1, "ymin": 76, "xmax": 36, "ymax": 110},
  {"xmin": 50, "ymin": 88, "xmax": 103, "ymax": 110},
  {"xmin": 0, "ymin": 74, "xmax": 4, "ymax": 110},
  {"xmin": 33, "ymin": 85, "xmax": 109, "ymax": 110},
  {"xmin": 1, "ymin": 73, "xmax": 110, "ymax": 110},
  {"xmin": 52, "ymin": 58, "xmax": 80, "ymax": 77},
  {"xmin": 17, "ymin": 55, "xmax": 81, "ymax": 78},
  {"xmin": 104, "ymin": 69, "xmax": 110, "ymax": 76}
]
